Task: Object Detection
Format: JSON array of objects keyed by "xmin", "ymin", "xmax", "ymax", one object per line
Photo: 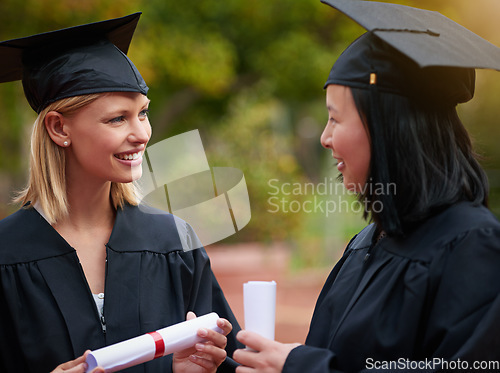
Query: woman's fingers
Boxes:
[
  {"xmin": 236, "ymin": 330, "xmax": 269, "ymax": 352},
  {"xmin": 188, "ymin": 354, "xmax": 218, "ymax": 371},
  {"xmin": 186, "ymin": 311, "xmax": 197, "ymax": 320},
  {"xmin": 194, "ymin": 342, "xmax": 227, "ymax": 361},
  {"xmin": 173, "ymin": 312, "xmax": 231, "ymax": 372},
  {"xmin": 50, "ymin": 351, "xmax": 91, "ymax": 373},
  {"xmin": 217, "ymin": 317, "xmax": 233, "ymax": 337},
  {"xmin": 198, "ymin": 327, "xmax": 227, "ymax": 349},
  {"xmin": 233, "ymin": 331, "xmax": 301, "ymax": 373}
]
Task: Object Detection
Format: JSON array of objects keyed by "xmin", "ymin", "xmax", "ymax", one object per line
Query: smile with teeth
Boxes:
[{"xmin": 115, "ymin": 151, "xmax": 142, "ymax": 161}]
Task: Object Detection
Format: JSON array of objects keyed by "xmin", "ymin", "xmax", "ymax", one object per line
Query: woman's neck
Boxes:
[
  {"xmin": 60, "ymin": 177, "xmax": 115, "ymax": 231},
  {"xmin": 54, "ymin": 178, "xmax": 115, "ymax": 295}
]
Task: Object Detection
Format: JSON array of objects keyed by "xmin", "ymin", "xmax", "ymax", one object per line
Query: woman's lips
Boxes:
[{"xmin": 114, "ymin": 151, "xmax": 143, "ymax": 166}]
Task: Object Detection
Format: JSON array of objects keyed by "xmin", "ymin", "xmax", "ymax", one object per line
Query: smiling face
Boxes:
[
  {"xmin": 321, "ymin": 84, "xmax": 371, "ymax": 192},
  {"xmin": 62, "ymin": 92, "xmax": 151, "ymax": 185}
]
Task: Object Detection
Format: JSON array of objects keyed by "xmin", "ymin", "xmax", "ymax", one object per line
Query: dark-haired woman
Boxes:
[{"xmin": 232, "ymin": 7, "xmax": 500, "ymax": 373}]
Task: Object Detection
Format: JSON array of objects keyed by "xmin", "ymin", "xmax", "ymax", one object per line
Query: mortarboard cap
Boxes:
[
  {"xmin": 0, "ymin": 13, "xmax": 148, "ymax": 113},
  {"xmin": 321, "ymin": 0, "xmax": 500, "ymax": 105}
]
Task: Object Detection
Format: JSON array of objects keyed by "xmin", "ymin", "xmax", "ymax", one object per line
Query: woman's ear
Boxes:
[{"xmin": 45, "ymin": 111, "xmax": 71, "ymax": 147}]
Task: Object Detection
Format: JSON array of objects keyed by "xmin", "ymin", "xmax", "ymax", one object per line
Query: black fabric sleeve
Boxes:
[{"xmin": 283, "ymin": 227, "xmax": 500, "ymax": 373}]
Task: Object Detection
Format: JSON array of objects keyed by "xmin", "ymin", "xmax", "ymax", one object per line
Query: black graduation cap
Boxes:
[
  {"xmin": 321, "ymin": 0, "xmax": 500, "ymax": 105},
  {"xmin": 0, "ymin": 13, "xmax": 148, "ymax": 113},
  {"xmin": 321, "ymin": 0, "xmax": 500, "ymax": 235}
]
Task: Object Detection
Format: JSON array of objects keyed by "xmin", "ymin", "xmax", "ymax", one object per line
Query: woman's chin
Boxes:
[
  {"xmin": 112, "ymin": 169, "xmax": 143, "ymax": 184},
  {"xmin": 343, "ymin": 179, "xmax": 365, "ymax": 193}
]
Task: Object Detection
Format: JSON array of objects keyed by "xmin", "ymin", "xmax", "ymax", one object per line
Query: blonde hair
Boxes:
[{"xmin": 14, "ymin": 94, "xmax": 140, "ymax": 224}]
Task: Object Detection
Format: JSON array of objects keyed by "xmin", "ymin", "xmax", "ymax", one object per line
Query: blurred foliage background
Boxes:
[{"xmin": 0, "ymin": 0, "xmax": 499, "ymax": 269}]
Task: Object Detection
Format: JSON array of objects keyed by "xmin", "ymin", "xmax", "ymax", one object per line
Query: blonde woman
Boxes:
[{"xmin": 0, "ymin": 14, "xmax": 240, "ymax": 373}]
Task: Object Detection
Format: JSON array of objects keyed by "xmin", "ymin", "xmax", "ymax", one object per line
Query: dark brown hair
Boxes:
[{"xmin": 350, "ymin": 87, "xmax": 489, "ymax": 236}]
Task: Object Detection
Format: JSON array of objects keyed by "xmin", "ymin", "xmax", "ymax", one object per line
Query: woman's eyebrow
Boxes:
[{"xmin": 327, "ymin": 104, "xmax": 339, "ymax": 114}]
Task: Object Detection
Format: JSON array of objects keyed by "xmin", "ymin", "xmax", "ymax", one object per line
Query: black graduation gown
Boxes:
[
  {"xmin": 284, "ymin": 202, "xmax": 500, "ymax": 372},
  {"xmin": 0, "ymin": 204, "xmax": 242, "ymax": 373}
]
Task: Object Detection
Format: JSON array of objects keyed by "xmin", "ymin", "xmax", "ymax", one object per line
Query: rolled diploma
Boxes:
[
  {"xmin": 243, "ymin": 281, "xmax": 276, "ymax": 340},
  {"xmin": 86, "ymin": 312, "xmax": 222, "ymax": 372}
]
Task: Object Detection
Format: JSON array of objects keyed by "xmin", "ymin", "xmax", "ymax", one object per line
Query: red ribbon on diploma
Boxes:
[{"xmin": 148, "ymin": 331, "xmax": 165, "ymax": 359}]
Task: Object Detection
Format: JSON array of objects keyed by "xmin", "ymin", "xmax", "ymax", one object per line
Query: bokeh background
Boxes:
[{"xmin": 1, "ymin": 0, "xmax": 499, "ymax": 342}]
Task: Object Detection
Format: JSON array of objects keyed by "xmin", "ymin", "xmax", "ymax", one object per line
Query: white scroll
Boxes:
[
  {"xmin": 243, "ymin": 281, "xmax": 277, "ymax": 340},
  {"xmin": 85, "ymin": 312, "xmax": 222, "ymax": 372}
]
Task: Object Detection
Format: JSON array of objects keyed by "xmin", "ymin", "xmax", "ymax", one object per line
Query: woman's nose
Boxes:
[
  {"xmin": 320, "ymin": 123, "xmax": 332, "ymax": 149},
  {"xmin": 129, "ymin": 118, "xmax": 151, "ymax": 144}
]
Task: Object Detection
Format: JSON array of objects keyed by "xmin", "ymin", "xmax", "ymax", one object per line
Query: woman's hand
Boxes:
[
  {"xmin": 233, "ymin": 330, "xmax": 301, "ymax": 373},
  {"xmin": 173, "ymin": 311, "xmax": 232, "ymax": 373},
  {"xmin": 51, "ymin": 350, "xmax": 104, "ymax": 373}
]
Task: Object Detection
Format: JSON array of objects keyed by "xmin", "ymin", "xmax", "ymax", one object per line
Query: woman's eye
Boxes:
[
  {"xmin": 107, "ymin": 109, "xmax": 149, "ymax": 123},
  {"xmin": 109, "ymin": 116, "xmax": 125, "ymax": 123}
]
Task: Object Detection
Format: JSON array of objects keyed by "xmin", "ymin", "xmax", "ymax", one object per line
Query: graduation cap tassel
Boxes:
[{"xmin": 368, "ymin": 73, "xmax": 402, "ymax": 236}]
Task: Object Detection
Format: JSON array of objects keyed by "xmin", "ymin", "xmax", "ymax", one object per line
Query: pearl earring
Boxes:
[{"xmin": 63, "ymin": 141, "xmax": 69, "ymax": 146}]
